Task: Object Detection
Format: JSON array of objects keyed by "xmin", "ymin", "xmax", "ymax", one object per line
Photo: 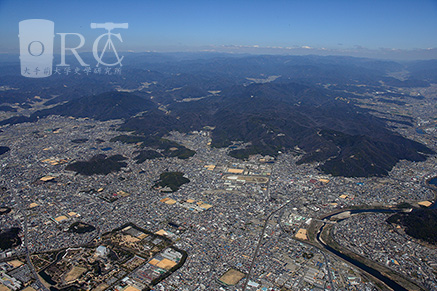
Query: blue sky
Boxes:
[{"xmin": 1, "ymin": 0, "xmax": 437, "ymax": 58}]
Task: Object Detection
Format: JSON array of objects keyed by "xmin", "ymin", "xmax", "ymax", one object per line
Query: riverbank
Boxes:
[
  {"xmin": 319, "ymin": 221, "xmax": 424, "ymax": 291},
  {"xmin": 304, "ymin": 204, "xmax": 432, "ymax": 291}
]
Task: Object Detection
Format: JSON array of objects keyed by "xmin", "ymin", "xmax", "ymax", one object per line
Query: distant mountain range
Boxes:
[
  {"xmin": 0, "ymin": 54, "xmax": 435, "ymax": 177},
  {"xmin": 1, "ymin": 54, "xmax": 436, "ymax": 106}
]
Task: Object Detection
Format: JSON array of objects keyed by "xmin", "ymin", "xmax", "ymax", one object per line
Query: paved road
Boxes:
[
  {"xmin": 241, "ymin": 199, "xmax": 291, "ymax": 291},
  {"xmin": 12, "ymin": 188, "xmax": 49, "ymax": 291},
  {"xmin": 277, "ymin": 205, "xmax": 335, "ymax": 290}
]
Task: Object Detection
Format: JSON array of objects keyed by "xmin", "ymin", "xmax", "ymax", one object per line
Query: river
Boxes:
[
  {"xmin": 316, "ymin": 176, "xmax": 437, "ymax": 288},
  {"xmin": 316, "ymin": 209, "xmax": 409, "ymax": 291}
]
